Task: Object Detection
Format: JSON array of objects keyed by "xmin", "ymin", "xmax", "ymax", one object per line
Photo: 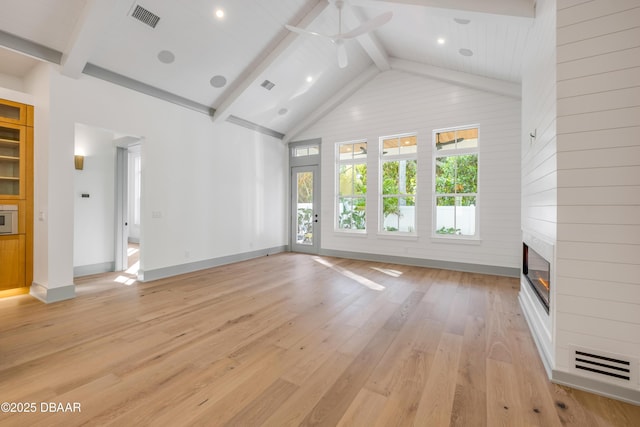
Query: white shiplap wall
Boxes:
[
  {"xmin": 555, "ymin": 0, "xmax": 640, "ymax": 393},
  {"xmin": 522, "ymin": 0, "xmax": 557, "ymax": 244},
  {"xmin": 519, "ymin": 0, "xmax": 557, "ymax": 374},
  {"xmin": 296, "ymin": 69, "xmax": 522, "ymax": 270}
]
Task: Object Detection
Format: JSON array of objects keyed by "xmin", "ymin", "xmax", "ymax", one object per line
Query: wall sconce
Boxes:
[{"xmin": 74, "ymin": 155, "xmax": 85, "ymax": 170}]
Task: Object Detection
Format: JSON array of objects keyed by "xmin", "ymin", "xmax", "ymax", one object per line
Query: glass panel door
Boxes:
[{"xmin": 291, "ymin": 165, "xmax": 319, "ymax": 254}]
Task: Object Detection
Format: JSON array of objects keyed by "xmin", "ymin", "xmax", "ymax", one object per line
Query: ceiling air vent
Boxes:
[
  {"xmin": 131, "ymin": 5, "xmax": 160, "ymax": 28},
  {"xmin": 570, "ymin": 346, "xmax": 637, "ymax": 384},
  {"xmin": 261, "ymin": 80, "xmax": 275, "ymax": 91}
]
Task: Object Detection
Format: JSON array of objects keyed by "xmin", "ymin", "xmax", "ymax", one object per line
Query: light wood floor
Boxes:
[{"xmin": 0, "ymin": 253, "xmax": 638, "ymax": 426}]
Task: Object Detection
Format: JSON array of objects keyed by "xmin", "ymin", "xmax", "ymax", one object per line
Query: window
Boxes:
[
  {"xmin": 380, "ymin": 134, "xmax": 417, "ymax": 233},
  {"xmin": 434, "ymin": 126, "xmax": 478, "ymax": 237},
  {"xmin": 336, "ymin": 141, "xmax": 367, "ymax": 231},
  {"xmin": 293, "ymin": 144, "xmax": 319, "ymax": 157}
]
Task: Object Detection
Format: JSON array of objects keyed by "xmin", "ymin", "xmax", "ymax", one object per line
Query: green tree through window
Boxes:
[
  {"xmin": 381, "ymin": 134, "xmax": 417, "ymax": 232},
  {"xmin": 434, "ymin": 127, "xmax": 478, "ymax": 236},
  {"xmin": 337, "ymin": 141, "xmax": 367, "ymax": 230}
]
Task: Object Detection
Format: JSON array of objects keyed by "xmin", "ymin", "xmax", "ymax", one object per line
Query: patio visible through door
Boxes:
[{"xmin": 291, "ymin": 165, "xmax": 319, "ymax": 254}]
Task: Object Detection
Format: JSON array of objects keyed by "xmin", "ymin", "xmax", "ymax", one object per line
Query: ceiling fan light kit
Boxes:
[{"xmin": 285, "ymin": 0, "xmax": 393, "ymax": 68}]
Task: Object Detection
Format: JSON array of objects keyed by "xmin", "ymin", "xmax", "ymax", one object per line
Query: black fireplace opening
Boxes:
[{"xmin": 523, "ymin": 243, "xmax": 550, "ymax": 313}]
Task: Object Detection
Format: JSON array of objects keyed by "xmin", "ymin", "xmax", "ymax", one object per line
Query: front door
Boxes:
[{"xmin": 291, "ymin": 165, "xmax": 320, "ymax": 254}]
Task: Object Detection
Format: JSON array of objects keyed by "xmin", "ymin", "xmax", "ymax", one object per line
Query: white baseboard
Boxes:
[
  {"xmin": 74, "ymin": 261, "xmax": 115, "ymax": 277},
  {"xmin": 319, "ymin": 249, "xmax": 519, "ymax": 277},
  {"xmin": 30, "ymin": 282, "xmax": 75, "ymax": 304},
  {"xmin": 141, "ymin": 245, "xmax": 288, "ymax": 282},
  {"xmin": 552, "ymin": 370, "xmax": 640, "ymax": 406}
]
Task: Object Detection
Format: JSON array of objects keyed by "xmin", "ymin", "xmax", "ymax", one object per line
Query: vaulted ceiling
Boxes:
[{"xmin": 0, "ymin": 0, "xmax": 533, "ymax": 141}]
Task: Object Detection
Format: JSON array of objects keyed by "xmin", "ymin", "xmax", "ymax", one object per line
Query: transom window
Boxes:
[
  {"xmin": 380, "ymin": 134, "xmax": 417, "ymax": 233},
  {"xmin": 293, "ymin": 144, "xmax": 319, "ymax": 157},
  {"xmin": 336, "ymin": 141, "xmax": 367, "ymax": 231},
  {"xmin": 433, "ymin": 126, "xmax": 479, "ymax": 237}
]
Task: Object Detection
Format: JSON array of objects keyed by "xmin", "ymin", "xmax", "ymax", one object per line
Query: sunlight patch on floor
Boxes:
[
  {"xmin": 113, "ymin": 260, "xmax": 139, "ymax": 286},
  {"xmin": 370, "ymin": 266, "xmax": 403, "ymax": 277},
  {"xmin": 114, "ymin": 275, "xmax": 136, "ymax": 286},
  {"xmin": 126, "ymin": 261, "xmax": 140, "ymax": 275},
  {"xmin": 312, "ymin": 257, "xmax": 385, "ymax": 291}
]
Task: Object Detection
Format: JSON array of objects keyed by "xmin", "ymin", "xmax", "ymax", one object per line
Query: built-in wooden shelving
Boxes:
[{"xmin": 0, "ymin": 98, "xmax": 33, "ymax": 295}]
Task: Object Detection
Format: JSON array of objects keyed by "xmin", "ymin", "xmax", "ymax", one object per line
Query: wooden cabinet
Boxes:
[
  {"xmin": 0, "ymin": 235, "xmax": 25, "ymax": 291},
  {"xmin": 0, "ymin": 99, "xmax": 30, "ymax": 126},
  {"xmin": 0, "ymin": 98, "xmax": 33, "ymax": 296}
]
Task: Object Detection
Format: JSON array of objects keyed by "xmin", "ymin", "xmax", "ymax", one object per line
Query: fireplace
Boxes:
[{"xmin": 523, "ymin": 243, "xmax": 550, "ymax": 313}]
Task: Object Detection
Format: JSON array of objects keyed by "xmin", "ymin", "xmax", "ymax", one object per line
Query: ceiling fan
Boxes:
[{"xmin": 285, "ymin": 0, "xmax": 393, "ymax": 68}]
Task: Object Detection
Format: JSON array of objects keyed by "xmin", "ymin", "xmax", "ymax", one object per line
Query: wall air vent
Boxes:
[
  {"xmin": 131, "ymin": 5, "xmax": 160, "ymax": 28},
  {"xmin": 571, "ymin": 346, "xmax": 637, "ymax": 385},
  {"xmin": 261, "ymin": 80, "xmax": 275, "ymax": 91}
]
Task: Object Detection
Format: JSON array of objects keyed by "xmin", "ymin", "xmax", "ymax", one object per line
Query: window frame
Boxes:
[
  {"xmin": 335, "ymin": 139, "xmax": 368, "ymax": 233},
  {"xmin": 432, "ymin": 125, "xmax": 480, "ymax": 240},
  {"xmin": 378, "ymin": 132, "xmax": 418, "ymax": 236},
  {"xmin": 291, "ymin": 143, "xmax": 320, "ymax": 158}
]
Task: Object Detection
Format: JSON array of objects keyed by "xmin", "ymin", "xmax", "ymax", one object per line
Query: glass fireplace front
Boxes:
[{"xmin": 523, "ymin": 243, "xmax": 550, "ymax": 313}]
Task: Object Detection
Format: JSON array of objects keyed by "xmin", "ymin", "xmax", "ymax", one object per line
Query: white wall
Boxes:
[
  {"xmin": 0, "ymin": 72, "xmax": 23, "ymax": 93},
  {"xmin": 521, "ymin": 0, "xmax": 557, "ymax": 243},
  {"xmin": 73, "ymin": 124, "xmax": 116, "ymax": 269},
  {"xmin": 555, "ymin": 0, "xmax": 640, "ymax": 391},
  {"xmin": 519, "ymin": 0, "xmax": 557, "ymax": 370},
  {"xmin": 296, "ymin": 69, "xmax": 522, "ymax": 270},
  {"xmin": 5, "ymin": 62, "xmax": 288, "ymax": 293},
  {"xmin": 520, "ymin": 0, "xmax": 640, "ymax": 401},
  {"xmin": 23, "ymin": 63, "xmax": 54, "ymax": 290},
  {"xmin": 55, "ymin": 70, "xmax": 288, "ymax": 276}
]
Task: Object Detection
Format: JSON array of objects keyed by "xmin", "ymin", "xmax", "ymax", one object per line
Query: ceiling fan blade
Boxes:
[
  {"xmin": 285, "ymin": 24, "xmax": 331, "ymax": 40},
  {"xmin": 336, "ymin": 41, "xmax": 348, "ymax": 68},
  {"xmin": 336, "ymin": 11, "xmax": 393, "ymax": 39}
]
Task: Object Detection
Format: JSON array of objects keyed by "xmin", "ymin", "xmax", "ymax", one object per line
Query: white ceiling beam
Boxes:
[
  {"xmin": 284, "ymin": 65, "xmax": 380, "ymax": 144},
  {"xmin": 61, "ymin": 0, "xmax": 134, "ymax": 78},
  {"xmin": 212, "ymin": 0, "xmax": 329, "ymax": 124},
  {"xmin": 391, "ymin": 58, "xmax": 521, "ymax": 99},
  {"xmin": 351, "ymin": 0, "xmax": 535, "ymax": 18},
  {"xmin": 342, "ymin": 5, "xmax": 390, "ymax": 71}
]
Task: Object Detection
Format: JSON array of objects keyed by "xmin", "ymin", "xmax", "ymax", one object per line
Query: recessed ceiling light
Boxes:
[
  {"xmin": 157, "ymin": 50, "xmax": 175, "ymax": 64},
  {"xmin": 454, "ymin": 18, "xmax": 470, "ymax": 25},
  {"xmin": 215, "ymin": 9, "xmax": 224, "ymax": 19},
  {"xmin": 437, "ymin": 37, "xmax": 446, "ymax": 45},
  {"xmin": 210, "ymin": 75, "xmax": 227, "ymax": 88},
  {"xmin": 459, "ymin": 48, "xmax": 474, "ymax": 57},
  {"xmin": 306, "ymin": 76, "xmax": 313, "ymax": 83}
]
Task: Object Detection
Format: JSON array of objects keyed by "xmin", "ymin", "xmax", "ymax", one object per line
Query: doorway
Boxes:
[
  {"xmin": 115, "ymin": 139, "xmax": 142, "ymax": 276},
  {"xmin": 289, "ymin": 139, "xmax": 321, "ymax": 255},
  {"xmin": 72, "ymin": 124, "xmax": 142, "ymax": 280},
  {"xmin": 291, "ymin": 165, "xmax": 320, "ymax": 254}
]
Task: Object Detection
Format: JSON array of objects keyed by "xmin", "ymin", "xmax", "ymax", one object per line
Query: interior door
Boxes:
[
  {"xmin": 291, "ymin": 165, "xmax": 320, "ymax": 254},
  {"xmin": 115, "ymin": 146, "xmax": 129, "ymax": 271}
]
